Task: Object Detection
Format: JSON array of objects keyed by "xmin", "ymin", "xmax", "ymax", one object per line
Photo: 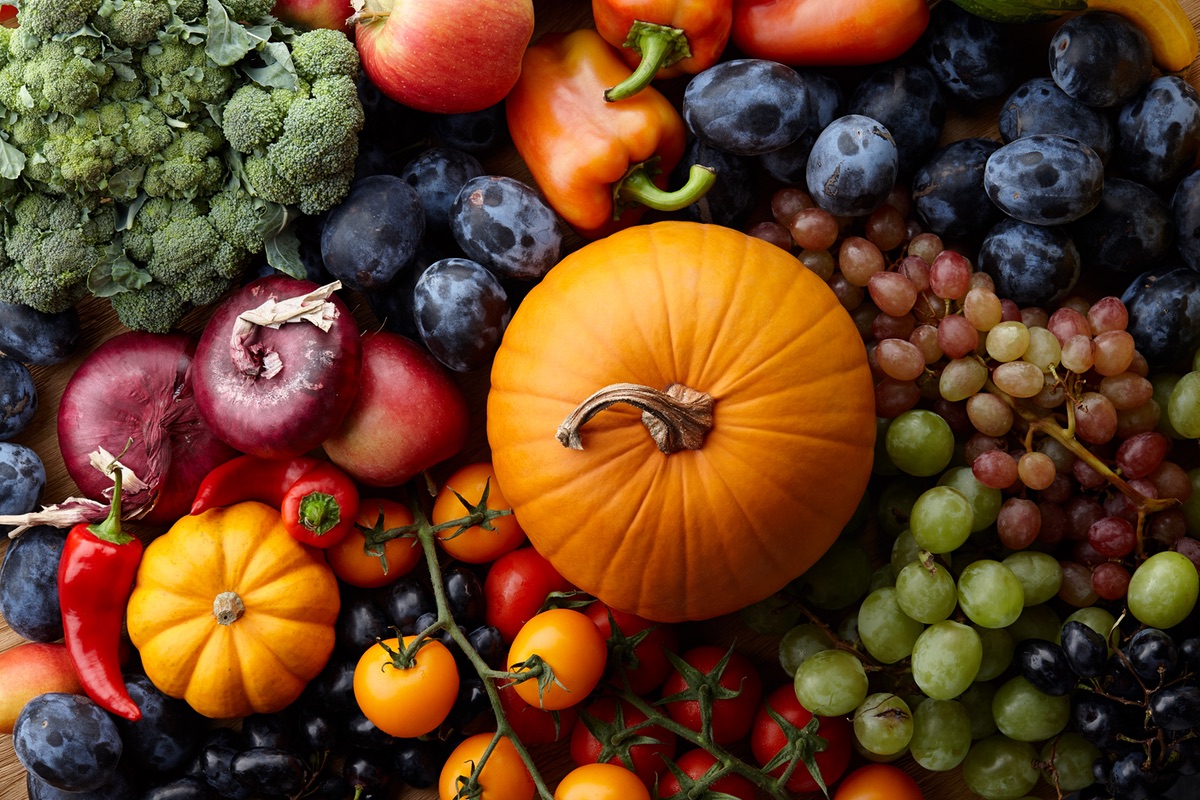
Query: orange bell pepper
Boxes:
[
  {"xmin": 731, "ymin": 0, "xmax": 930, "ymax": 66},
  {"xmin": 505, "ymin": 29, "xmax": 716, "ymax": 240},
  {"xmin": 592, "ymin": 0, "xmax": 733, "ymax": 101}
]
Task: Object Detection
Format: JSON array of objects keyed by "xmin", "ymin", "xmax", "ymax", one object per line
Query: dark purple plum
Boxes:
[
  {"xmin": 1172, "ymin": 168, "xmax": 1200, "ymax": 272},
  {"xmin": 759, "ymin": 70, "xmax": 844, "ymax": 185},
  {"xmin": 998, "ymin": 77, "xmax": 1116, "ymax": 163},
  {"xmin": 26, "ymin": 769, "xmax": 135, "ymax": 800},
  {"xmin": 984, "ymin": 134, "xmax": 1104, "ymax": 226},
  {"xmin": 1120, "ymin": 265, "xmax": 1200, "ymax": 369},
  {"xmin": 1069, "ymin": 178, "xmax": 1173, "ymax": 274},
  {"xmin": 848, "ymin": 63, "xmax": 944, "ymax": 177},
  {"xmin": 400, "ymin": 147, "xmax": 485, "ymax": 236},
  {"xmin": 682, "ymin": 59, "xmax": 810, "ymax": 156},
  {"xmin": 112, "ymin": 673, "xmax": 203, "ymax": 774},
  {"xmin": 364, "ymin": 244, "xmax": 453, "ymax": 342},
  {"xmin": 922, "ymin": 1, "xmax": 1014, "ymax": 103},
  {"xmin": 450, "ymin": 175, "xmax": 565, "ymax": 281},
  {"xmin": 321, "ymin": 175, "xmax": 425, "ymax": 292},
  {"xmin": 413, "ymin": 257, "xmax": 511, "ymax": 373},
  {"xmin": 0, "ymin": 441, "xmax": 45, "ymax": 517},
  {"xmin": 1116, "ymin": 76, "xmax": 1200, "ymax": 188},
  {"xmin": 0, "ymin": 301, "xmax": 81, "ymax": 366},
  {"xmin": 1049, "ymin": 11, "xmax": 1153, "ymax": 109},
  {"xmin": 13, "ymin": 693, "xmax": 123, "ymax": 792},
  {"xmin": 229, "ymin": 748, "xmax": 308, "ymax": 796},
  {"xmin": 978, "ymin": 217, "xmax": 1080, "ymax": 307},
  {"xmin": 0, "ymin": 524, "xmax": 63, "ymax": 641},
  {"xmin": 429, "ymin": 101, "xmax": 508, "ymax": 154},
  {"xmin": 912, "ymin": 137, "xmax": 1002, "ymax": 242},
  {"xmin": 806, "ymin": 114, "xmax": 898, "ymax": 217},
  {"xmin": 672, "ymin": 137, "xmax": 756, "ymax": 227},
  {"xmin": 0, "ymin": 354, "xmax": 37, "ymax": 441}
]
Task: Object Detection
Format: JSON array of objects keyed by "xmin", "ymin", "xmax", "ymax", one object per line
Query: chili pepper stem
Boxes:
[
  {"xmin": 615, "ymin": 162, "xmax": 717, "ymax": 218},
  {"xmin": 604, "ymin": 21, "xmax": 691, "ymax": 102},
  {"xmin": 89, "ymin": 468, "xmax": 133, "ymax": 545},
  {"xmin": 298, "ymin": 491, "xmax": 341, "ymax": 536}
]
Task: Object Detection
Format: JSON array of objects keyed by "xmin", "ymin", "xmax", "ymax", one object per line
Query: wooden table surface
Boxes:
[{"xmin": 4, "ymin": 0, "xmax": 1200, "ymax": 798}]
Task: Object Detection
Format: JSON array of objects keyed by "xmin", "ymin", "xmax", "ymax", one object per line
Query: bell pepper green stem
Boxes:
[
  {"xmin": 615, "ymin": 162, "xmax": 717, "ymax": 218},
  {"xmin": 298, "ymin": 491, "xmax": 340, "ymax": 535},
  {"xmin": 604, "ymin": 20, "xmax": 691, "ymax": 103}
]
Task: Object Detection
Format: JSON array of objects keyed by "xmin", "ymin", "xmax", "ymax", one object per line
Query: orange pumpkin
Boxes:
[
  {"xmin": 487, "ymin": 221, "xmax": 875, "ymax": 622},
  {"xmin": 126, "ymin": 502, "xmax": 340, "ymax": 718}
]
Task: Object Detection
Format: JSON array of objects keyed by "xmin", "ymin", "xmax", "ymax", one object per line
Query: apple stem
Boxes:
[{"xmin": 348, "ymin": 8, "xmax": 389, "ymax": 25}]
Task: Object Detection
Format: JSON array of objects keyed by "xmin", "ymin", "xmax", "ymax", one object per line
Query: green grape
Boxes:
[
  {"xmin": 890, "ymin": 529, "xmax": 922, "ymax": 577},
  {"xmin": 741, "ymin": 592, "xmax": 803, "ymax": 635},
  {"xmin": 974, "ymin": 625, "xmax": 1015, "ymax": 682},
  {"xmin": 1127, "ymin": 551, "xmax": 1199, "ymax": 629},
  {"xmin": 911, "ymin": 620, "xmax": 982, "ymax": 700},
  {"xmin": 794, "ymin": 539, "xmax": 872, "ymax": 610},
  {"xmin": 1001, "ymin": 551, "xmax": 1063, "ymax": 606},
  {"xmin": 991, "ymin": 676, "xmax": 1070, "ymax": 742},
  {"xmin": 937, "ymin": 466, "xmax": 1002, "ymax": 531},
  {"xmin": 868, "ymin": 563, "xmax": 896, "ymax": 592},
  {"xmin": 1006, "ymin": 604, "xmax": 1061, "ymax": 645},
  {"xmin": 962, "ymin": 735, "xmax": 1040, "ymax": 800},
  {"xmin": 909, "ymin": 698, "xmax": 972, "ymax": 771},
  {"xmin": 1039, "ymin": 732, "xmax": 1100, "ymax": 792},
  {"xmin": 858, "ymin": 586, "xmax": 925, "ymax": 664},
  {"xmin": 1060, "ymin": 607, "xmax": 1117, "ymax": 650},
  {"xmin": 894, "ymin": 559, "xmax": 958, "ymax": 623},
  {"xmin": 794, "ymin": 648, "xmax": 869, "ymax": 717},
  {"xmin": 778, "ymin": 623, "xmax": 832, "ymax": 676},
  {"xmin": 852, "ymin": 692, "xmax": 913, "ymax": 756},
  {"xmin": 1152, "ymin": 372, "xmax": 1184, "ymax": 439},
  {"xmin": 1168, "ymin": 371, "xmax": 1200, "ymax": 438},
  {"xmin": 1183, "ymin": 467, "xmax": 1200, "ymax": 536},
  {"xmin": 958, "ymin": 560, "xmax": 1025, "ymax": 629},
  {"xmin": 885, "ymin": 409, "xmax": 955, "ymax": 477},
  {"xmin": 958, "ymin": 681, "xmax": 998, "ymax": 740},
  {"xmin": 909, "ymin": 485, "xmax": 975, "ymax": 554},
  {"xmin": 877, "ymin": 477, "xmax": 924, "ymax": 538}
]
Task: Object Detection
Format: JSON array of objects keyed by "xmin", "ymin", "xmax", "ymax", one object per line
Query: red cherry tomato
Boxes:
[
  {"xmin": 498, "ymin": 683, "xmax": 578, "ymax": 745},
  {"xmin": 569, "ymin": 696, "xmax": 676, "ymax": 788},
  {"xmin": 656, "ymin": 748, "xmax": 758, "ymax": 800},
  {"xmin": 833, "ymin": 763, "xmax": 925, "ymax": 800},
  {"xmin": 583, "ymin": 601, "xmax": 678, "ymax": 696},
  {"xmin": 661, "ymin": 645, "xmax": 763, "ymax": 746},
  {"xmin": 484, "ymin": 547, "xmax": 576, "ymax": 643},
  {"xmin": 751, "ymin": 684, "xmax": 852, "ymax": 794}
]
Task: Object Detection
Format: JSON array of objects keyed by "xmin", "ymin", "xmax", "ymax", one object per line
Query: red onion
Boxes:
[
  {"xmin": 57, "ymin": 331, "xmax": 239, "ymax": 525},
  {"xmin": 190, "ymin": 276, "xmax": 363, "ymax": 459}
]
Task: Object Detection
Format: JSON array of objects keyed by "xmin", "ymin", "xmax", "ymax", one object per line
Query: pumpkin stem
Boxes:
[
  {"xmin": 557, "ymin": 382, "xmax": 714, "ymax": 454},
  {"xmin": 212, "ymin": 591, "xmax": 245, "ymax": 626}
]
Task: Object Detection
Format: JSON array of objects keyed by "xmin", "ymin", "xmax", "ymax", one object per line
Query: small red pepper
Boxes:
[
  {"xmin": 730, "ymin": 0, "xmax": 930, "ymax": 66},
  {"xmin": 191, "ymin": 454, "xmax": 359, "ymax": 549},
  {"xmin": 505, "ymin": 28, "xmax": 717, "ymax": 239},
  {"xmin": 58, "ymin": 467, "xmax": 142, "ymax": 721},
  {"xmin": 593, "ymin": 0, "xmax": 733, "ymax": 101}
]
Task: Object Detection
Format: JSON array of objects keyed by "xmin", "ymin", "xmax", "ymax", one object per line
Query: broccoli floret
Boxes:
[
  {"xmin": 222, "ymin": 84, "xmax": 284, "ymax": 153},
  {"xmin": 141, "ymin": 39, "xmax": 234, "ymax": 116},
  {"xmin": 241, "ymin": 153, "xmax": 300, "ymax": 206},
  {"xmin": 109, "ymin": 281, "xmax": 187, "ymax": 333},
  {"xmin": 291, "ymin": 28, "xmax": 360, "ymax": 84},
  {"xmin": 91, "ymin": 0, "xmax": 173, "ymax": 48},
  {"xmin": 143, "ymin": 216, "xmax": 241, "ymax": 306},
  {"xmin": 142, "ymin": 128, "xmax": 226, "ymax": 199},
  {"xmin": 219, "ymin": 0, "xmax": 276, "ymax": 21},
  {"xmin": 209, "ymin": 187, "xmax": 277, "ymax": 252},
  {"xmin": 124, "ymin": 107, "xmax": 175, "ymax": 158},
  {"xmin": 172, "ymin": 0, "xmax": 206, "ymax": 21},
  {"xmin": 18, "ymin": 0, "xmax": 103, "ymax": 40}
]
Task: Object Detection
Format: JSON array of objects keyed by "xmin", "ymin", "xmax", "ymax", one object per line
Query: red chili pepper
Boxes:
[
  {"xmin": 278, "ymin": 461, "xmax": 360, "ymax": 549},
  {"xmin": 57, "ymin": 468, "xmax": 143, "ymax": 721},
  {"xmin": 190, "ymin": 454, "xmax": 320, "ymax": 515}
]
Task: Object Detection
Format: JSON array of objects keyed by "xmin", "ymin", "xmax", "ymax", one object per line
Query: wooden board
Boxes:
[{"xmin": 4, "ymin": 0, "xmax": 1200, "ymax": 797}]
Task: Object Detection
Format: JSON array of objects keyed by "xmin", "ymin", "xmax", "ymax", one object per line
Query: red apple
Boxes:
[
  {"xmin": 349, "ymin": 0, "xmax": 534, "ymax": 114},
  {"xmin": 271, "ymin": 0, "xmax": 354, "ymax": 33},
  {"xmin": 323, "ymin": 331, "xmax": 470, "ymax": 486},
  {"xmin": 0, "ymin": 642, "xmax": 84, "ymax": 734}
]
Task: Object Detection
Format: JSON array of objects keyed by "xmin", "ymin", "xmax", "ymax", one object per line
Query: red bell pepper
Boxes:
[
  {"xmin": 505, "ymin": 28, "xmax": 716, "ymax": 240},
  {"xmin": 190, "ymin": 454, "xmax": 359, "ymax": 549},
  {"xmin": 592, "ymin": 0, "xmax": 733, "ymax": 101},
  {"xmin": 731, "ymin": 0, "xmax": 931, "ymax": 66},
  {"xmin": 57, "ymin": 468, "xmax": 142, "ymax": 721}
]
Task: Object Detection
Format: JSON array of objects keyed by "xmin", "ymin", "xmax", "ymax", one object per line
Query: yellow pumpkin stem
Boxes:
[
  {"xmin": 212, "ymin": 591, "xmax": 245, "ymax": 626},
  {"xmin": 556, "ymin": 382, "xmax": 714, "ymax": 454}
]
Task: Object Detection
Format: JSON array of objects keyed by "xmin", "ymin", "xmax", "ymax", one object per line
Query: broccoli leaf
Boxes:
[
  {"xmin": 205, "ymin": 0, "xmax": 255, "ymax": 66},
  {"xmin": 243, "ymin": 40, "xmax": 298, "ymax": 90},
  {"xmin": 0, "ymin": 137, "xmax": 25, "ymax": 180},
  {"xmin": 264, "ymin": 226, "xmax": 306, "ymax": 280},
  {"xmin": 88, "ymin": 246, "xmax": 153, "ymax": 297}
]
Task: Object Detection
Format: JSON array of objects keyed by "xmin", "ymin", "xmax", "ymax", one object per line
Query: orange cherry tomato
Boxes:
[
  {"xmin": 353, "ymin": 636, "xmax": 459, "ymax": 738},
  {"xmin": 433, "ymin": 462, "xmax": 526, "ymax": 563},
  {"xmin": 507, "ymin": 608, "xmax": 608, "ymax": 711},
  {"xmin": 555, "ymin": 763, "xmax": 652, "ymax": 800},
  {"xmin": 833, "ymin": 763, "xmax": 925, "ymax": 800},
  {"xmin": 439, "ymin": 732, "xmax": 535, "ymax": 800},
  {"xmin": 326, "ymin": 497, "xmax": 421, "ymax": 588}
]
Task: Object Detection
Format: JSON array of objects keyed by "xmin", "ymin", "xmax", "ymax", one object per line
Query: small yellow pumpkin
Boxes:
[
  {"xmin": 126, "ymin": 501, "xmax": 340, "ymax": 719},
  {"xmin": 487, "ymin": 221, "xmax": 875, "ymax": 622}
]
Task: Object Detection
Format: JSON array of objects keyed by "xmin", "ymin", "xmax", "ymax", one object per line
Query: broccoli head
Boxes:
[
  {"xmin": 219, "ymin": 0, "xmax": 277, "ymax": 22},
  {"xmin": 209, "ymin": 187, "xmax": 281, "ymax": 253},
  {"xmin": 18, "ymin": 0, "xmax": 103, "ymax": 40},
  {"xmin": 142, "ymin": 127, "xmax": 226, "ymax": 200},
  {"xmin": 221, "ymin": 84, "xmax": 284, "ymax": 153},
  {"xmin": 109, "ymin": 281, "xmax": 187, "ymax": 334},
  {"xmin": 291, "ymin": 28, "xmax": 361, "ymax": 84},
  {"xmin": 141, "ymin": 39, "xmax": 235, "ymax": 116},
  {"xmin": 91, "ymin": 0, "xmax": 174, "ymax": 48}
]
